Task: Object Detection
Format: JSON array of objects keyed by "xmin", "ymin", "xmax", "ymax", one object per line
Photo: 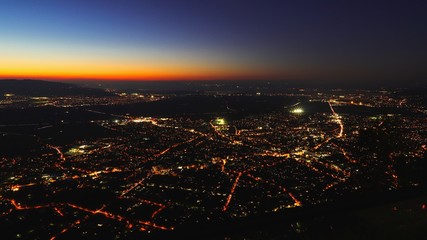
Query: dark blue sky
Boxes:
[{"xmin": 1, "ymin": 0, "xmax": 426, "ymax": 84}]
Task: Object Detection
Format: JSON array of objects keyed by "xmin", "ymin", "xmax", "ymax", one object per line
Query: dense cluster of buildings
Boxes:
[{"xmin": 0, "ymin": 89, "xmax": 425, "ymax": 239}]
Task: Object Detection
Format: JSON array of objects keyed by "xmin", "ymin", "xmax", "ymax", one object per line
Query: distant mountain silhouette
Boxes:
[{"xmin": 0, "ymin": 79, "xmax": 112, "ymax": 97}]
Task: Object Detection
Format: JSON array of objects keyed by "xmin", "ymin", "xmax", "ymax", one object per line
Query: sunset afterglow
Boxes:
[{"xmin": 1, "ymin": 1, "xmax": 426, "ymax": 82}]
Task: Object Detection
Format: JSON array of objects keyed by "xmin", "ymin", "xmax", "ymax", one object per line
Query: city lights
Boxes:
[{"xmin": 290, "ymin": 108, "xmax": 304, "ymax": 114}]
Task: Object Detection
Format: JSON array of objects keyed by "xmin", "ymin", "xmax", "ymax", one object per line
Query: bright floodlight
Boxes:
[
  {"xmin": 214, "ymin": 118, "xmax": 226, "ymax": 125},
  {"xmin": 291, "ymin": 108, "xmax": 304, "ymax": 114}
]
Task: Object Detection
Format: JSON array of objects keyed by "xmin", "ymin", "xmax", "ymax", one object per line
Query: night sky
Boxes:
[{"xmin": 1, "ymin": 0, "xmax": 426, "ymax": 84}]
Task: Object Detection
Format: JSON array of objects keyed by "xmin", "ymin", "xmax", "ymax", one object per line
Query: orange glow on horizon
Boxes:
[
  {"xmin": 0, "ymin": 56, "xmax": 290, "ymax": 81},
  {"xmin": 0, "ymin": 74, "xmax": 279, "ymax": 81},
  {"xmin": 0, "ymin": 70, "xmax": 288, "ymax": 81}
]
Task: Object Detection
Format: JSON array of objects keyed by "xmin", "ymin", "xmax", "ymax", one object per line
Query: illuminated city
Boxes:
[
  {"xmin": 1, "ymin": 1, "xmax": 427, "ymax": 239},
  {"xmin": 0, "ymin": 80, "xmax": 426, "ymax": 239}
]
